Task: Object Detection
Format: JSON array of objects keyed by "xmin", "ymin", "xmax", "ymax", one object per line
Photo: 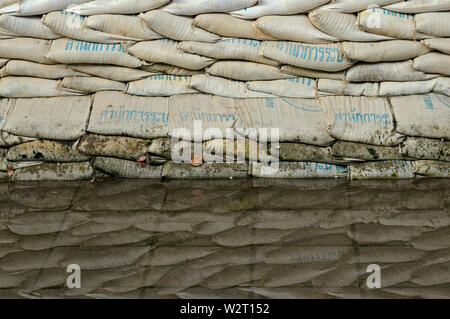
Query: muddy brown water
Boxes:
[{"xmin": 0, "ymin": 178, "xmax": 449, "ymax": 299}]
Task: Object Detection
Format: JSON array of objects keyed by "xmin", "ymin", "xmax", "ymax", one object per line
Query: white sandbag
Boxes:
[
  {"xmin": 0, "ymin": 15, "xmax": 61, "ymax": 40},
  {"xmin": 318, "ymin": 79, "xmax": 379, "ymax": 97},
  {"xmin": 251, "ymin": 162, "xmax": 347, "ymax": 178},
  {"xmin": 341, "ymin": 40, "xmax": 430, "ymax": 63},
  {"xmin": 255, "ymin": 15, "xmax": 337, "ymax": 43},
  {"xmin": 412, "ymin": 53, "xmax": 450, "ymax": 77},
  {"xmin": 319, "ymin": 96, "xmax": 404, "ymax": 146},
  {"xmin": 2, "ymin": 96, "xmax": 91, "ymax": 140},
  {"xmin": 206, "ymin": 61, "xmax": 294, "ymax": 81},
  {"xmin": 0, "ymin": 0, "xmax": 16, "ymax": 9},
  {"xmin": 260, "ymin": 41, "xmax": 356, "ymax": 72},
  {"xmin": 280, "ymin": 65, "xmax": 344, "ymax": 80},
  {"xmin": 423, "ymin": 38, "xmax": 450, "ymax": 55},
  {"xmin": 87, "ymin": 91, "xmax": 169, "ymax": 139},
  {"xmin": 0, "ymin": 77, "xmax": 83, "ymax": 98},
  {"xmin": 390, "ymin": 93, "xmax": 450, "ymax": 140},
  {"xmin": 2, "ymin": 60, "xmax": 87, "ymax": 79},
  {"xmin": 66, "ymin": 0, "xmax": 170, "ymax": 15},
  {"xmin": 415, "ymin": 12, "xmax": 450, "ymax": 37},
  {"xmin": 0, "ymin": 26, "xmax": 16, "ymax": 38},
  {"xmin": 0, "ymin": 58, "xmax": 7, "ymax": 67},
  {"xmin": 140, "ymin": 10, "xmax": 220, "ymax": 43},
  {"xmin": 12, "ymin": 162, "xmax": 94, "ymax": 181},
  {"xmin": 0, "ymin": 38, "xmax": 54, "ymax": 64},
  {"xmin": 86, "ymin": 14, "xmax": 162, "ymax": 41},
  {"xmin": 193, "ymin": 14, "xmax": 275, "ymax": 40},
  {"xmin": 62, "ymin": 76, "xmax": 126, "ymax": 93},
  {"xmin": 69, "ymin": 64, "xmax": 153, "ymax": 82},
  {"xmin": 309, "ymin": 10, "xmax": 393, "ymax": 42},
  {"xmin": 434, "ymin": 78, "xmax": 450, "ymax": 96},
  {"xmin": 178, "ymin": 39, "xmax": 278, "ymax": 66},
  {"xmin": 141, "ymin": 63, "xmax": 203, "ymax": 76},
  {"xmin": 357, "ymin": 8, "xmax": 429, "ymax": 40},
  {"xmin": 126, "ymin": 75, "xmax": 197, "ymax": 96},
  {"xmin": 46, "ymin": 38, "xmax": 142, "ymax": 68},
  {"xmin": 163, "ymin": 0, "xmax": 258, "ymax": 15},
  {"xmin": 235, "ymin": 98, "xmax": 334, "ymax": 145},
  {"xmin": 384, "ymin": 0, "xmax": 450, "ymax": 13},
  {"xmin": 230, "ymin": 0, "xmax": 330, "ymax": 19},
  {"xmin": 0, "ymin": 0, "xmax": 93, "ymax": 16},
  {"xmin": 189, "ymin": 74, "xmax": 274, "ymax": 98},
  {"xmin": 346, "ymin": 61, "xmax": 438, "ymax": 82},
  {"xmin": 247, "ymin": 78, "xmax": 317, "ymax": 98},
  {"xmin": 318, "ymin": 0, "xmax": 402, "ymax": 13},
  {"xmin": 128, "ymin": 39, "xmax": 215, "ymax": 70},
  {"xmin": 379, "ymin": 79, "xmax": 438, "ymax": 96},
  {"xmin": 93, "ymin": 157, "xmax": 162, "ymax": 179}
]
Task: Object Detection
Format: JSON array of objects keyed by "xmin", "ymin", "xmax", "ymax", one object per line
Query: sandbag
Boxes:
[
  {"xmin": 141, "ymin": 63, "xmax": 203, "ymax": 76},
  {"xmin": 0, "ymin": 0, "xmax": 93, "ymax": 16},
  {"xmin": 203, "ymin": 138, "xmax": 277, "ymax": 163},
  {"xmin": 69, "ymin": 64, "xmax": 154, "ymax": 82},
  {"xmin": 0, "ymin": 133, "xmax": 36, "ymax": 147},
  {"xmin": 423, "ymin": 38, "xmax": 450, "ymax": 55},
  {"xmin": 0, "ymin": 58, "xmax": 8, "ymax": 67},
  {"xmin": 11, "ymin": 162, "xmax": 94, "ymax": 181},
  {"xmin": 2, "ymin": 60, "xmax": 87, "ymax": 79},
  {"xmin": 251, "ymin": 162, "xmax": 347, "ymax": 178},
  {"xmin": 46, "ymin": 38, "xmax": 142, "ymax": 68},
  {"xmin": 341, "ymin": 40, "xmax": 430, "ymax": 63},
  {"xmin": 2, "ymin": 96, "xmax": 91, "ymax": 141},
  {"xmin": 415, "ymin": 12, "xmax": 450, "ymax": 37},
  {"xmin": 412, "ymin": 53, "xmax": 450, "ymax": 77},
  {"xmin": 433, "ymin": 77, "xmax": 450, "ymax": 96},
  {"xmin": 140, "ymin": 10, "xmax": 220, "ymax": 43},
  {"xmin": 62, "ymin": 76, "xmax": 126, "ymax": 93},
  {"xmin": 400, "ymin": 137, "xmax": 450, "ymax": 161},
  {"xmin": 309, "ymin": 10, "xmax": 392, "ymax": 42},
  {"xmin": 128, "ymin": 39, "xmax": 215, "ymax": 70},
  {"xmin": 66, "ymin": 0, "xmax": 170, "ymax": 15},
  {"xmin": 319, "ymin": 96, "xmax": 404, "ymax": 146},
  {"xmin": 379, "ymin": 79, "xmax": 438, "ymax": 97},
  {"xmin": 318, "ymin": 79, "xmax": 379, "ymax": 97},
  {"xmin": 280, "ymin": 65, "xmax": 344, "ymax": 80},
  {"xmin": 278, "ymin": 143, "xmax": 342, "ymax": 164},
  {"xmin": 0, "ymin": 38, "xmax": 54, "ymax": 64},
  {"xmin": 390, "ymin": 93, "xmax": 450, "ymax": 140},
  {"xmin": 206, "ymin": 61, "xmax": 293, "ymax": 81},
  {"xmin": 247, "ymin": 78, "xmax": 317, "ymax": 98},
  {"xmin": 260, "ymin": 41, "xmax": 356, "ymax": 72},
  {"xmin": 331, "ymin": 141, "xmax": 405, "ymax": 161},
  {"xmin": 93, "ymin": 157, "xmax": 163, "ymax": 179},
  {"xmin": 384, "ymin": 0, "xmax": 450, "ymax": 13},
  {"xmin": 192, "ymin": 14, "xmax": 275, "ymax": 40},
  {"xmin": 162, "ymin": 162, "xmax": 249, "ymax": 179},
  {"xmin": 0, "ymin": 25, "xmax": 16, "ymax": 38},
  {"xmin": 318, "ymin": 0, "xmax": 402, "ymax": 13},
  {"xmin": 126, "ymin": 75, "xmax": 197, "ymax": 97},
  {"xmin": 0, "ymin": 0, "xmax": 16, "ymax": 9},
  {"xmin": 0, "ymin": 77, "xmax": 83, "ymax": 98},
  {"xmin": 255, "ymin": 15, "xmax": 337, "ymax": 43},
  {"xmin": 349, "ymin": 161, "xmax": 416, "ymax": 179},
  {"xmin": 412, "ymin": 160, "xmax": 450, "ymax": 178},
  {"xmin": 87, "ymin": 91, "xmax": 169, "ymax": 139},
  {"xmin": 163, "ymin": 0, "xmax": 258, "ymax": 15},
  {"xmin": 0, "ymin": 15, "xmax": 61, "ymax": 40}
]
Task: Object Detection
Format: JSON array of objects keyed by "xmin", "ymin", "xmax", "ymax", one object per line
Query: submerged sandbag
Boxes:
[
  {"xmin": 412, "ymin": 53, "xmax": 450, "ymax": 77},
  {"xmin": 62, "ymin": 76, "xmax": 126, "ymax": 93},
  {"xmin": 11, "ymin": 162, "xmax": 94, "ymax": 181},
  {"xmin": 251, "ymin": 162, "xmax": 347, "ymax": 178},
  {"xmin": 163, "ymin": 0, "xmax": 258, "ymax": 15},
  {"xmin": 126, "ymin": 75, "xmax": 197, "ymax": 97},
  {"xmin": 0, "ymin": 15, "xmax": 61, "ymax": 39},
  {"xmin": 69, "ymin": 64, "xmax": 154, "ymax": 82},
  {"xmin": 247, "ymin": 77, "xmax": 317, "ymax": 98},
  {"xmin": 280, "ymin": 65, "xmax": 344, "ymax": 80},
  {"xmin": 331, "ymin": 141, "xmax": 405, "ymax": 161},
  {"xmin": 415, "ymin": 12, "xmax": 450, "ymax": 37},
  {"xmin": 162, "ymin": 162, "xmax": 249, "ymax": 179},
  {"xmin": 0, "ymin": 77, "xmax": 83, "ymax": 98},
  {"xmin": 423, "ymin": 38, "xmax": 450, "ymax": 55},
  {"xmin": 400, "ymin": 137, "xmax": 450, "ymax": 161},
  {"xmin": 66, "ymin": 0, "xmax": 170, "ymax": 15},
  {"xmin": 318, "ymin": 79, "xmax": 379, "ymax": 97},
  {"xmin": 206, "ymin": 61, "xmax": 293, "ymax": 81},
  {"xmin": 0, "ymin": 38, "xmax": 54, "ymax": 64},
  {"xmin": 2, "ymin": 60, "xmax": 87, "ymax": 79},
  {"xmin": 93, "ymin": 157, "xmax": 163, "ymax": 179},
  {"xmin": 384, "ymin": 0, "xmax": 450, "ymax": 13}
]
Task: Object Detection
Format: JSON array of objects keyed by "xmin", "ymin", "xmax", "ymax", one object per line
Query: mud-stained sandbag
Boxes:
[
  {"xmin": 255, "ymin": 15, "xmax": 337, "ymax": 43},
  {"xmin": 309, "ymin": 10, "xmax": 392, "ymax": 42},
  {"xmin": 140, "ymin": 10, "xmax": 220, "ymax": 43},
  {"xmin": 128, "ymin": 39, "xmax": 215, "ymax": 71},
  {"xmin": 320, "ymin": 96, "xmax": 404, "ymax": 146},
  {"xmin": 423, "ymin": 38, "xmax": 450, "ymax": 55},
  {"xmin": 230, "ymin": 0, "xmax": 330, "ymax": 19},
  {"xmin": 0, "ymin": 15, "xmax": 61, "ymax": 40},
  {"xmin": 46, "ymin": 38, "xmax": 142, "ymax": 68},
  {"xmin": 6, "ymin": 140, "xmax": 92, "ymax": 163},
  {"xmin": 0, "ymin": 38, "xmax": 54, "ymax": 64},
  {"xmin": 280, "ymin": 65, "xmax": 344, "ymax": 80},
  {"xmin": 318, "ymin": 0, "xmax": 402, "ymax": 13},
  {"xmin": 69, "ymin": 64, "xmax": 154, "ymax": 82},
  {"xmin": 349, "ymin": 160, "xmax": 415, "ymax": 179},
  {"xmin": 412, "ymin": 53, "xmax": 450, "ymax": 77},
  {"xmin": 141, "ymin": 63, "xmax": 203, "ymax": 76},
  {"xmin": 86, "ymin": 14, "xmax": 163, "ymax": 41},
  {"xmin": 341, "ymin": 40, "xmax": 430, "ymax": 63},
  {"xmin": 93, "ymin": 157, "xmax": 163, "ymax": 179},
  {"xmin": 0, "ymin": 77, "xmax": 83, "ymax": 98},
  {"xmin": 412, "ymin": 160, "xmax": 450, "ymax": 178},
  {"xmin": 2, "ymin": 96, "xmax": 91, "ymax": 141},
  {"xmin": 400, "ymin": 137, "xmax": 450, "ymax": 162},
  {"xmin": 331, "ymin": 141, "xmax": 405, "ymax": 161},
  {"xmin": 0, "ymin": 158, "xmax": 44, "ymax": 172},
  {"xmin": 378, "ymin": 79, "xmax": 438, "ymax": 97},
  {"xmin": 434, "ymin": 77, "xmax": 450, "ymax": 96},
  {"xmin": 235, "ymin": 98, "xmax": 334, "ymax": 145},
  {"xmin": 66, "ymin": 0, "xmax": 170, "ymax": 15},
  {"xmin": 162, "ymin": 162, "xmax": 249, "ymax": 179},
  {"xmin": 251, "ymin": 162, "xmax": 347, "ymax": 178},
  {"xmin": 11, "ymin": 162, "xmax": 94, "ymax": 181},
  {"xmin": 390, "ymin": 93, "xmax": 450, "ymax": 140},
  {"xmin": 0, "ymin": 133, "xmax": 36, "ymax": 148},
  {"xmin": 260, "ymin": 41, "xmax": 356, "ymax": 72},
  {"xmin": 415, "ymin": 12, "xmax": 450, "ymax": 37},
  {"xmin": 62, "ymin": 76, "xmax": 126, "ymax": 93},
  {"xmin": 163, "ymin": 0, "xmax": 258, "ymax": 15},
  {"xmin": 2, "ymin": 60, "xmax": 87, "ymax": 79},
  {"xmin": 247, "ymin": 77, "xmax": 317, "ymax": 98},
  {"xmin": 279, "ymin": 143, "xmax": 338, "ymax": 164},
  {"xmin": 318, "ymin": 79, "xmax": 379, "ymax": 97},
  {"xmin": 192, "ymin": 14, "xmax": 274, "ymax": 41},
  {"xmin": 384, "ymin": 0, "xmax": 450, "ymax": 13},
  {"xmin": 178, "ymin": 39, "xmax": 278, "ymax": 66},
  {"xmin": 0, "ymin": 0, "xmax": 92, "ymax": 16},
  {"xmin": 127, "ymin": 75, "xmax": 197, "ymax": 97},
  {"xmin": 206, "ymin": 61, "xmax": 294, "ymax": 81}
]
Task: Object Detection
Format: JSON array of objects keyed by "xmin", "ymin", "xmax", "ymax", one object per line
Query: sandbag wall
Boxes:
[{"xmin": 0, "ymin": 0, "xmax": 449, "ymax": 181}]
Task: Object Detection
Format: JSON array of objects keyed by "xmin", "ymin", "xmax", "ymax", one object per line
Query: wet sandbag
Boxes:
[
  {"xmin": 279, "ymin": 143, "xmax": 339, "ymax": 164},
  {"xmin": 162, "ymin": 162, "xmax": 249, "ymax": 180},
  {"xmin": 412, "ymin": 53, "xmax": 450, "ymax": 77},
  {"xmin": 87, "ymin": 91, "xmax": 169, "ymax": 139},
  {"xmin": 141, "ymin": 63, "xmax": 204, "ymax": 76},
  {"xmin": 412, "ymin": 160, "xmax": 450, "ymax": 178},
  {"xmin": 0, "ymin": 0, "xmax": 92, "ymax": 16},
  {"xmin": 62, "ymin": 76, "xmax": 126, "ymax": 93},
  {"xmin": 390, "ymin": 93, "xmax": 450, "ymax": 140},
  {"xmin": 400, "ymin": 137, "xmax": 450, "ymax": 162},
  {"xmin": 341, "ymin": 40, "xmax": 430, "ymax": 63},
  {"xmin": 423, "ymin": 38, "xmax": 450, "ymax": 55},
  {"xmin": 331, "ymin": 141, "xmax": 405, "ymax": 161},
  {"xmin": 415, "ymin": 12, "xmax": 450, "ymax": 37},
  {"xmin": 11, "ymin": 162, "xmax": 94, "ymax": 181},
  {"xmin": 163, "ymin": 0, "xmax": 258, "ymax": 15},
  {"xmin": 0, "ymin": 77, "xmax": 83, "ymax": 98},
  {"xmin": 280, "ymin": 65, "xmax": 344, "ymax": 80},
  {"xmin": 66, "ymin": 0, "xmax": 170, "ymax": 15},
  {"xmin": 0, "ymin": 38, "xmax": 54, "ymax": 64},
  {"xmin": 384, "ymin": 0, "xmax": 450, "ymax": 13},
  {"xmin": 319, "ymin": 96, "xmax": 404, "ymax": 146},
  {"xmin": 247, "ymin": 77, "xmax": 317, "ymax": 98},
  {"xmin": 2, "ymin": 96, "xmax": 91, "ymax": 141},
  {"xmin": 318, "ymin": 0, "xmax": 402, "ymax": 13},
  {"xmin": 46, "ymin": 38, "xmax": 142, "ymax": 68},
  {"xmin": 378, "ymin": 79, "xmax": 438, "ymax": 97},
  {"xmin": 318, "ymin": 79, "xmax": 379, "ymax": 97},
  {"xmin": 0, "ymin": 133, "xmax": 36, "ymax": 148},
  {"xmin": 93, "ymin": 157, "xmax": 163, "ymax": 179},
  {"xmin": 128, "ymin": 39, "xmax": 215, "ymax": 70},
  {"xmin": 349, "ymin": 161, "xmax": 416, "ymax": 179},
  {"xmin": 127, "ymin": 75, "xmax": 197, "ymax": 97},
  {"xmin": 69, "ymin": 64, "xmax": 154, "ymax": 82},
  {"xmin": 251, "ymin": 162, "xmax": 347, "ymax": 179},
  {"xmin": 2, "ymin": 60, "xmax": 87, "ymax": 79},
  {"xmin": 192, "ymin": 14, "xmax": 275, "ymax": 40},
  {"xmin": 206, "ymin": 61, "xmax": 294, "ymax": 81},
  {"xmin": 260, "ymin": 41, "xmax": 355, "ymax": 72},
  {"xmin": 0, "ymin": 15, "xmax": 61, "ymax": 40}
]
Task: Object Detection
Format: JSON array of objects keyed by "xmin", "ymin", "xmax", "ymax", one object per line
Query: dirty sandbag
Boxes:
[
  {"xmin": 317, "ymin": 79, "xmax": 379, "ymax": 97},
  {"xmin": 0, "ymin": 133, "xmax": 36, "ymax": 148},
  {"xmin": 69, "ymin": 64, "xmax": 154, "ymax": 82},
  {"xmin": 0, "ymin": 77, "xmax": 84, "ymax": 98},
  {"xmin": 47, "ymin": 38, "xmax": 142, "ymax": 68},
  {"xmin": 384, "ymin": 0, "xmax": 450, "ymax": 13},
  {"xmin": 317, "ymin": 0, "xmax": 402, "ymax": 13},
  {"xmin": 413, "ymin": 161, "xmax": 450, "ymax": 178},
  {"xmin": 2, "ymin": 96, "xmax": 91, "ymax": 141},
  {"xmin": 255, "ymin": 15, "xmax": 337, "ymax": 43},
  {"xmin": 279, "ymin": 143, "xmax": 341, "ymax": 164},
  {"xmin": 260, "ymin": 41, "xmax": 356, "ymax": 72},
  {"xmin": 247, "ymin": 77, "xmax": 317, "ymax": 98},
  {"xmin": 11, "ymin": 162, "xmax": 94, "ymax": 181},
  {"xmin": 207, "ymin": 61, "xmax": 294, "ymax": 81},
  {"xmin": 0, "ymin": 15, "xmax": 61, "ymax": 40},
  {"xmin": 341, "ymin": 40, "xmax": 430, "ymax": 63},
  {"xmin": 127, "ymin": 75, "xmax": 197, "ymax": 97},
  {"xmin": 400, "ymin": 137, "xmax": 450, "ymax": 162},
  {"xmin": 141, "ymin": 63, "xmax": 203, "ymax": 76},
  {"xmin": 87, "ymin": 91, "xmax": 169, "ymax": 139},
  {"xmin": 0, "ymin": 158, "xmax": 44, "ymax": 172},
  {"xmin": 423, "ymin": 38, "xmax": 450, "ymax": 55},
  {"xmin": 0, "ymin": 0, "xmax": 92, "ymax": 16},
  {"xmin": 319, "ymin": 96, "xmax": 405, "ymax": 146},
  {"xmin": 93, "ymin": 157, "xmax": 163, "ymax": 179},
  {"xmin": 163, "ymin": 0, "xmax": 258, "ymax": 15},
  {"xmin": 62, "ymin": 76, "xmax": 126, "ymax": 93},
  {"xmin": 178, "ymin": 39, "xmax": 279, "ymax": 66},
  {"xmin": 412, "ymin": 53, "xmax": 450, "ymax": 77},
  {"xmin": 378, "ymin": 79, "xmax": 438, "ymax": 97},
  {"xmin": 349, "ymin": 160, "xmax": 416, "ymax": 180},
  {"xmin": 66, "ymin": 0, "xmax": 170, "ymax": 15},
  {"xmin": 280, "ymin": 65, "xmax": 344, "ymax": 80},
  {"xmin": 251, "ymin": 162, "xmax": 347, "ymax": 179},
  {"xmin": 140, "ymin": 10, "xmax": 220, "ymax": 43},
  {"xmin": 86, "ymin": 14, "xmax": 162, "ymax": 41},
  {"xmin": 0, "ymin": 38, "xmax": 54, "ymax": 64},
  {"xmin": 128, "ymin": 40, "xmax": 215, "ymax": 71},
  {"xmin": 389, "ymin": 93, "xmax": 450, "ymax": 140},
  {"xmin": 230, "ymin": 0, "xmax": 330, "ymax": 19},
  {"xmin": 433, "ymin": 77, "xmax": 450, "ymax": 96},
  {"xmin": 192, "ymin": 14, "xmax": 275, "ymax": 41},
  {"xmin": 331, "ymin": 141, "xmax": 405, "ymax": 161},
  {"xmin": 162, "ymin": 162, "xmax": 248, "ymax": 180},
  {"xmin": 309, "ymin": 10, "xmax": 392, "ymax": 42},
  {"xmin": 415, "ymin": 12, "xmax": 450, "ymax": 37},
  {"xmin": 2, "ymin": 60, "xmax": 87, "ymax": 79}
]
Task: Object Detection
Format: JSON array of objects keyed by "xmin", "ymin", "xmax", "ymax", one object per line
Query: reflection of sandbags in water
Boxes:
[
  {"xmin": 363, "ymin": 261, "xmax": 423, "ymax": 288},
  {"xmin": 11, "ymin": 162, "xmax": 94, "ymax": 182},
  {"xmin": 18, "ymin": 232, "xmax": 95, "ymax": 251},
  {"xmin": 70, "ymin": 221, "xmax": 130, "ymax": 237},
  {"xmin": 346, "ymin": 223, "xmax": 423, "ymax": 244},
  {"xmin": 138, "ymin": 247, "xmax": 219, "ymax": 266},
  {"xmin": 176, "ymin": 287, "xmax": 256, "ymax": 299},
  {"xmin": 81, "ymin": 228, "xmax": 153, "ymax": 247},
  {"xmin": 211, "ymin": 227, "xmax": 294, "ymax": 247},
  {"xmin": 279, "ymin": 143, "xmax": 339, "ymax": 164},
  {"xmin": 69, "ymin": 64, "xmax": 154, "ymax": 82},
  {"xmin": 400, "ymin": 138, "xmax": 450, "ymax": 161},
  {"xmin": 93, "ymin": 157, "xmax": 163, "ymax": 179},
  {"xmin": 162, "ymin": 162, "xmax": 249, "ymax": 180},
  {"xmin": 411, "ymin": 227, "xmax": 450, "ymax": 251},
  {"xmin": 0, "ymin": 229, "xmax": 19, "ymax": 244},
  {"xmin": 264, "ymin": 246, "xmax": 352, "ymax": 264},
  {"xmin": 331, "ymin": 141, "xmax": 404, "ymax": 161},
  {"xmin": 384, "ymin": 287, "xmax": 450, "ymax": 299},
  {"xmin": 311, "ymin": 264, "xmax": 365, "ymax": 288},
  {"xmin": 62, "ymin": 76, "xmax": 126, "ymax": 93},
  {"xmin": 261, "ymin": 263, "xmax": 335, "ymax": 287},
  {"xmin": 379, "ymin": 211, "xmax": 450, "ymax": 228},
  {"xmin": 411, "ymin": 262, "xmax": 450, "ymax": 286},
  {"xmin": 251, "ymin": 162, "xmax": 347, "ymax": 178}
]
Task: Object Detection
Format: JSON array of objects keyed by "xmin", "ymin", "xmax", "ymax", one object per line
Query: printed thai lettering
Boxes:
[{"xmin": 334, "ymin": 108, "xmax": 391, "ymax": 125}]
